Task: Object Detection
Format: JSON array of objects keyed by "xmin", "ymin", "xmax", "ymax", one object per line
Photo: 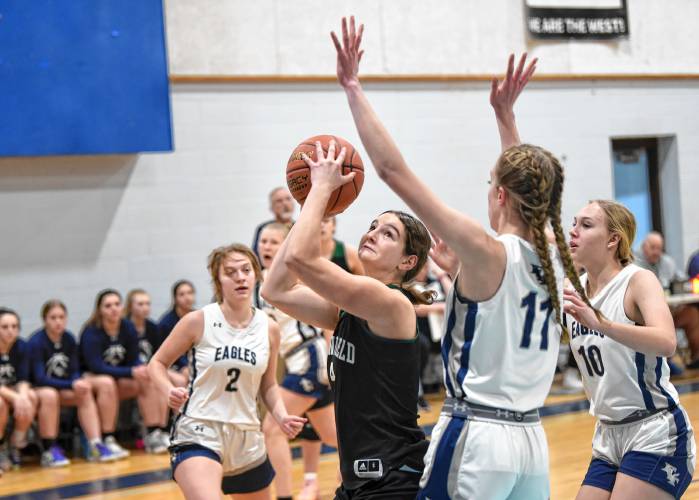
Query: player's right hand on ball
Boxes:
[
  {"xmin": 279, "ymin": 414, "xmax": 307, "ymax": 439},
  {"xmin": 169, "ymin": 387, "xmax": 188, "ymax": 411}
]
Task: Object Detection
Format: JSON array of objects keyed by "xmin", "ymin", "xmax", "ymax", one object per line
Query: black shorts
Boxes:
[{"xmin": 334, "ymin": 468, "xmax": 422, "ymax": 500}]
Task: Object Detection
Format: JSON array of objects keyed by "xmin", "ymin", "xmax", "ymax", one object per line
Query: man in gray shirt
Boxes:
[{"xmin": 634, "ymin": 231, "xmax": 684, "ymax": 289}]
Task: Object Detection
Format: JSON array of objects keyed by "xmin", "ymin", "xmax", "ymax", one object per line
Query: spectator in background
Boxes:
[
  {"xmin": 320, "ymin": 216, "xmax": 364, "ymax": 275},
  {"xmin": 252, "ymin": 187, "xmax": 296, "ymax": 260},
  {"xmin": 635, "ymin": 231, "xmax": 684, "ymax": 289},
  {"xmin": 29, "ymin": 300, "xmax": 116, "ymax": 463},
  {"xmin": 679, "ymin": 249, "xmax": 699, "ymax": 369},
  {"xmin": 413, "ymin": 260, "xmax": 449, "ymax": 401},
  {"xmin": 80, "ymin": 289, "xmax": 167, "ymax": 456},
  {"xmin": 0, "ymin": 309, "xmax": 38, "ymax": 470},
  {"xmin": 158, "ymin": 280, "xmax": 196, "ymax": 373},
  {"xmin": 635, "ymin": 232, "xmax": 698, "ymax": 375},
  {"xmin": 125, "ymin": 290, "xmax": 187, "ymax": 440}
]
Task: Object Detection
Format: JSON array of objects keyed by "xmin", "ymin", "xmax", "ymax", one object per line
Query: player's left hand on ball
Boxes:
[{"xmin": 279, "ymin": 414, "xmax": 307, "ymax": 439}]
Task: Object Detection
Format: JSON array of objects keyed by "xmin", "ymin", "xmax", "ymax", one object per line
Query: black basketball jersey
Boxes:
[{"xmin": 328, "ymin": 287, "xmax": 428, "ymax": 490}]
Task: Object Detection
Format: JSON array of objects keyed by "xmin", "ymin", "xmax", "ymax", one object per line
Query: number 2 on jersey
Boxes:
[
  {"xmin": 520, "ymin": 292, "xmax": 553, "ymax": 350},
  {"xmin": 225, "ymin": 367, "xmax": 241, "ymax": 392}
]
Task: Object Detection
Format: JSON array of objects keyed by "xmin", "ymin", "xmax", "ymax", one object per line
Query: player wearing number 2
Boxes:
[
  {"xmin": 148, "ymin": 243, "xmax": 305, "ymax": 500},
  {"xmin": 332, "ymin": 17, "xmax": 588, "ymax": 499},
  {"xmin": 563, "ymin": 200, "xmax": 695, "ymax": 500}
]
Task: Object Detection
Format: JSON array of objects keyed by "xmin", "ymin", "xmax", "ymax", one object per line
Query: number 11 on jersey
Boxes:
[{"xmin": 520, "ymin": 292, "xmax": 553, "ymax": 350}]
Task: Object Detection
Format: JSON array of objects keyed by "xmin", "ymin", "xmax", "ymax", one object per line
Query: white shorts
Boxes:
[
  {"xmin": 418, "ymin": 414, "xmax": 550, "ymax": 500},
  {"xmin": 584, "ymin": 406, "xmax": 696, "ymax": 497},
  {"xmin": 170, "ymin": 414, "xmax": 267, "ymax": 475}
]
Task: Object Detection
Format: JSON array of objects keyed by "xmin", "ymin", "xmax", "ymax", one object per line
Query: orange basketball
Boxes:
[{"xmin": 286, "ymin": 134, "xmax": 364, "ymax": 217}]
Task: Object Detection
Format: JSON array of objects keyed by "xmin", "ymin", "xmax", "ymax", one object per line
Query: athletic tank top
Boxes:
[
  {"xmin": 182, "ymin": 303, "xmax": 270, "ymax": 428},
  {"xmin": 566, "ymin": 264, "xmax": 679, "ymax": 421},
  {"xmin": 442, "ymin": 234, "xmax": 563, "ymax": 412},
  {"xmin": 330, "ymin": 239, "xmax": 351, "ymax": 272},
  {"xmin": 329, "ymin": 287, "xmax": 428, "ymax": 489}
]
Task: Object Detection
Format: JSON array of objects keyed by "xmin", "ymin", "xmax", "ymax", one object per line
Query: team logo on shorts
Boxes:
[
  {"xmin": 300, "ymin": 378, "xmax": 313, "ymax": 393},
  {"xmin": 661, "ymin": 462, "xmax": 680, "ymax": 486}
]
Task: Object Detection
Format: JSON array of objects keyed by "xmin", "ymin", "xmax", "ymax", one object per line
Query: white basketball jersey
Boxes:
[
  {"xmin": 182, "ymin": 303, "xmax": 270, "ymax": 429},
  {"xmin": 255, "ymin": 284, "xmax": 326, "ymax": 378},
  {"xmin": 567, "ymin": 264, "xmax": 679, "ymax": 421},
  {"xmin": 442, "ymin": 234, "xmax": 563, "ymax": 412}
]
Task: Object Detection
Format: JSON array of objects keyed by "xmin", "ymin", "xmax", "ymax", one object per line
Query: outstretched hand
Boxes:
[
  {"xmin": 490, "ymin": 53, "xmax": 537, "ymax": 118},
  {"xmin": 303, "ymin": 140, "xmax": 355, "ymax": 192},
  {"xmin": 331, "ymin": 16, "xmax": 364, "ymax": 88},
  {"xmin": 429, "ymin": 232, "xmax": 459, "ymax": 279}
]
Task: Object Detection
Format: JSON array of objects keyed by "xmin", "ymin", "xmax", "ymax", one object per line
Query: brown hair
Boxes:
[
  {"xmin": 496, "ymin": 144, "xmax": 592, "ymax": 325},
  {"xmin": 207, "ymin": 244, "xmax": 262, "ymax": 303},
  {"xmin": 124, "ymin": 289, "xmax": 148, "ymax": 319},
  {"xmin": 591, "ymin": 200, "xmax": 636, "ymax": 266},
  {"xmin": 381, "ymin": 210, "xmax": 434, "ymax": 305},
  {"xmin": 0, "ymin": 308, "xmax": 20, "ymax": 330},
  {"xmin": 41, "ymin": 300, "xmax": 67, "ymax": 321},
  {"xmin": 84, "ymin": 289, "xmax": 121, "ymax": 330}
]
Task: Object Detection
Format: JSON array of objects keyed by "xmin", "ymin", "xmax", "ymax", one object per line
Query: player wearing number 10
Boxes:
[
  {"xmin": 564, "ymin": 201, "xmax": 695, "ymax": 499},
  {"xmin": 332, "ymin": 17, "xmax": 588, "ymax": 498},
  {"xmin": 148, "ymin": 244, "xmax": 306, "ymax": 500}
]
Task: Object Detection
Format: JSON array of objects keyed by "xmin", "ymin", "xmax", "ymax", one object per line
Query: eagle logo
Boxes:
[
  {"xmin": 661, "ymin": 462, "xmax": 680, "ymax": 486},
  {"xmin": 47, "ymin": 353, "xmax": 70, "ymax": 378},
  {"xmin": 103, "ymin": 345, "xmax": 127, "ymax": 366},
  {"xmin": 531, "ymin": 264, "xmax": 546, "ymax": 286}
]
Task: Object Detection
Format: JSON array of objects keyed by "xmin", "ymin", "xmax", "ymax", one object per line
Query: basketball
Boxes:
[{"xmin": 286, "ymin": 134, "xmax": 364, "ymax": 216}]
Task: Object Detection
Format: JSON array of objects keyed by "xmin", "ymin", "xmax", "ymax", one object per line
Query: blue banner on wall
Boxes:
[{"xmin": 0, "ymin": 0, "xmax": 173, "ymax": 156}]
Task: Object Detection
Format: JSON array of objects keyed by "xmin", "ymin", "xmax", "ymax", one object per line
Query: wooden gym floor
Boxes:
[{"xmin": 0, "ymin": 375, "xmax": 697, "ymax": 499}]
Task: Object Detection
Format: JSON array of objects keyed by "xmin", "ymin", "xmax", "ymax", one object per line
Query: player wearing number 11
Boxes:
[
  {"xmin": 148, "ymin": 243, "xmax": 306, "ymax": 500},
  {"xmin": 332, "ymin": 16, "xmax": 588, "ymax": 499}
]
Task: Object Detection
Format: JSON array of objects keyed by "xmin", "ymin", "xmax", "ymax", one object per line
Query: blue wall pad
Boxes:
[{"xmin": 0, "ymin": 0, "xmax": 172, "ymax": 156}]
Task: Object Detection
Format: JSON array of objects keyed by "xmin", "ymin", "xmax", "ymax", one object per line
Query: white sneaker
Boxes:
[
  {"xmin": 144, "ymin": 430, "xmax": 168, "ymax": 454},
  {"xmin": 561, "ymin": 367, "xmax": 584, "ymax": 393},
  {"xmin": 104, "ymin": 436, "xmax": 130, "ymax": 460}
]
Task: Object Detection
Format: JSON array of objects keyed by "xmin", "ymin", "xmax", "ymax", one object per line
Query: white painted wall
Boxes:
[
  {"xmin": 2, "ymin": 79, "xmax": 698, "ymax": 335},
  {"xmin": 164, "ymin": 0, "xmax": 699, "ymax": 75}
]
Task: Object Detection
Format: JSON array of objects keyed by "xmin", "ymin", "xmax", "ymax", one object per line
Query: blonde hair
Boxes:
[
  {"xmin": 591, "ymin": 200, "xmax": 636, "ymax": 266},
  {"xmin": 207, "ymin": 244, "xmax": 262, "ymax": 303},
  {"xmin": 496, "ymin": 144, "xmax": 592, "ymax": 324},
  {"xmin": 260, "ymin": 222, "xmax": 290, "ymax": 238},
  {"xmin": 124, "ymin": 289, "xmax": 148, "ymax": 319}
]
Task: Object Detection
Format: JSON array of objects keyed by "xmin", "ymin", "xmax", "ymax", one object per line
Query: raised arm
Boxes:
[
  {"xmin": 283, "ymin": 140, "xmax": 416, "ymax": 340},
  {"xmin": 490, "ymin": 53, "xmax": 537, "ymax": 151},
  {"xmin": 564, "ymin": 269, "xmax": 676, "ymax": 356},
  {"xmin": 332, "ymin": 17, "xmax": 504, "ymax": 297},
  {"xmin": 260, "ymin": 225, "xmax": 340, "ymax": 331}
]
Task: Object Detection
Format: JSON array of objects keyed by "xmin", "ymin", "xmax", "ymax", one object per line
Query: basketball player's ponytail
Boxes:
[{"xmin": 496, "ymin": 145, "xmax": 595, "ymax": 328}]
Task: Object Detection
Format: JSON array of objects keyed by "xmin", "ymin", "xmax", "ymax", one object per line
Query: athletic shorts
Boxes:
[
  {"xmin": 170, "ymin": 414, "xmax": 273, "ymax": 494},
  {"xmin": 282, "ymin": 340, "xmax": 331, "ymax": 405},
  {"xmin": 583, "ymin": 406, "xmax": 696, "ymax": 499},
  {"xmin": 418, "ymin": 414, "xmax": 550, "ymax": 500}
]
